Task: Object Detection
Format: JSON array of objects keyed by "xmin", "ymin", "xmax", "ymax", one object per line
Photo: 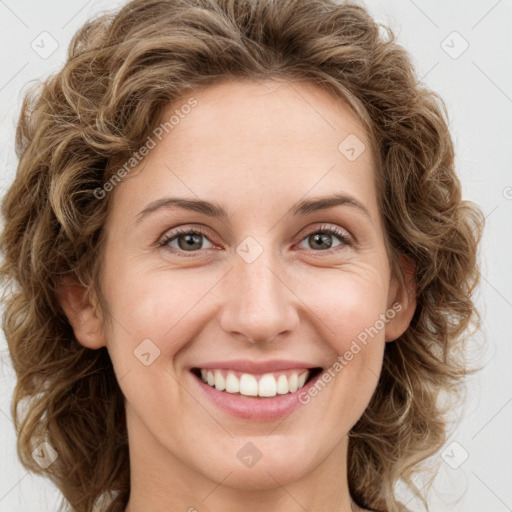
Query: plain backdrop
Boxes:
[{"xmin": 0, "ymin": 1, "xmax": 511, "ymax": 511}]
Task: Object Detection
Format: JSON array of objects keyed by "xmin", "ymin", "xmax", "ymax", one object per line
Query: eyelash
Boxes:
[{"xmin": 158, "ymin": 224, "xmax": 354, "ymax": 256}]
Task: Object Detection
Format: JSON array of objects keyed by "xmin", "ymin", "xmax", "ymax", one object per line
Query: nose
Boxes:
[{"xmin": 217, "ymin": 247, "xmax": 300, "ymax": 344}]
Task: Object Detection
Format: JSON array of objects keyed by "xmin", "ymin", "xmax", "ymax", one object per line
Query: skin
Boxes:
[{"xmin": 58, "ymin": 79, "xmax": 416, "ymax": 512}]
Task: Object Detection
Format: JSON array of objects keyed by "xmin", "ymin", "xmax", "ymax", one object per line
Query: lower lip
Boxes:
[{"xmin": 191, "ymin": 370, "xmax": 323, "ymax": 421}]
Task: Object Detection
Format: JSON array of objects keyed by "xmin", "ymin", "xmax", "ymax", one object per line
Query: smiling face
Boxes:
[{"xmin": 59, "ymin": 79, "xmax": 415, "ymax": 510}]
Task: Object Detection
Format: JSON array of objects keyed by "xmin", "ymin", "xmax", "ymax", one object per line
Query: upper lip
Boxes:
[{"xmin": 192, "ymin": 359, "xmax": 321, "ymax": 374}]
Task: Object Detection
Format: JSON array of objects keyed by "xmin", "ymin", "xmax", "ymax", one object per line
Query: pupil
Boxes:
[
  {"xmin": 311, "ymin": 233, "xmax": 332, "ymax": 250},
  {"xmin": 179, "ymin": 233, "xmax": 202, "ymax": 250}
]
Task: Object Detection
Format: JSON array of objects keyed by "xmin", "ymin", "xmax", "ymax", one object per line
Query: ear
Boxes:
[
  {"xmin": 385, "ymin": 254, "xmax": 417, "ymax": 342},
  {"xmin": 56, "ymin": 276, "xmax": 106, "ymax": 349}
]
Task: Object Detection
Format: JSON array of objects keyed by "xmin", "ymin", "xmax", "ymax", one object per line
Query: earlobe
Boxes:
[
  {"xmin": 56, "ymin": 276, "xmax": 106, "ymax": 349},
  {"xmin": 385, "ymin": 254, "xmax": 417, "ymax": 342}
]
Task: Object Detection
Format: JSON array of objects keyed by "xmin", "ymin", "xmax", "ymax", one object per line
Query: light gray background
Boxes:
[{"xmin": 1, "ymin": 1, "xmax": 511, "ymax": 511}]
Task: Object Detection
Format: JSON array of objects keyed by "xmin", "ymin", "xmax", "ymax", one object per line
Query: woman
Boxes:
[{"xmin": 0, "ymin": 0, "xmax": 484, "ymax": 511}]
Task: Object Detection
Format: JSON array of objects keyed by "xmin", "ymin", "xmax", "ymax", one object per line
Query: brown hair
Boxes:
[{"xmin": 0, "ymin": 0, "xmax": 484, "ymax": 511}]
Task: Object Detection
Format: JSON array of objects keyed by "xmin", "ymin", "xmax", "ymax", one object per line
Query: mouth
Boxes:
[
  {"xmin": 189, "ymin": 362, "xmax": 324, "ymax": 420},
  {"xmin": 191, "ymin": 367, "xmax": 323, "ymax": 398}
]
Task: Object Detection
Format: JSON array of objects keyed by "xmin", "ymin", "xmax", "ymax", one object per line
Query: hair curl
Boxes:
[{"xmin": 0, "ymin": 0, "xmax": 484, "ymax": 511}]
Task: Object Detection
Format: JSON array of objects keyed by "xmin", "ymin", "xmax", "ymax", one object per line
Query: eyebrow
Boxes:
[{"xmin": 136, "ymin": 193, "xmax": 371, "ymax": 222}]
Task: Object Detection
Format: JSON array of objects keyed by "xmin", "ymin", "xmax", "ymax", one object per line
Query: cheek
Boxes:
[
  {"xmin": 101, "ymin": 262, "xmax": 214, "ymax": 360},
  {"xmin": 312, "ymin": 277, "xmax": 388, "ymax": 422},
  {"xmin": 100, "ymin": 269, "xmax": 205, "ymax": 418},
  {"xmin": 304, "ymin": 265, "xmax": 389, "ymax": 353}
]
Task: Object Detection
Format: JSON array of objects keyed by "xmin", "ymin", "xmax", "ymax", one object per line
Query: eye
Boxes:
[
  {"xmin": 158, "ymin": 223, "xmax": 353, "ymax": 257},
  {"xmin": 297, "ymin": 224, "xmax": 353, "ymax": 252},
  {"xmin": 158, "ymin": 226, "xmax": 216, "ymax": 254}
]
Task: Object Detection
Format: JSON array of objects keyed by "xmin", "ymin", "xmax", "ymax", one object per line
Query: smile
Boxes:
[
  {"xmin": 197, "ymin": 368, "xmax": 317, "ymax": 397},
  {"xmin": 190, "ymin": 361, "xmax": 324, "ymax": 420}
]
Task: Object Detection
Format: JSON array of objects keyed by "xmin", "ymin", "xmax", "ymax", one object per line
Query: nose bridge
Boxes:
[{"xmin": 218, "ymin": 238, "xmax": 298, "ymax": 343}]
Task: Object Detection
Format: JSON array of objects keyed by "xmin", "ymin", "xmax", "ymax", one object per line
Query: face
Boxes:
[{"xmin": 61, "ymin": 79, "xmax": 415, "ymax": 503}]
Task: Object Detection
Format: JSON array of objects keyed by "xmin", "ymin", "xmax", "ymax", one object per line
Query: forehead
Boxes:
[
  {"xmin": 166, "ymin": 79, "xmax": 371, "ymax": 162},
  {"xmin": 110, "ymin": 79, "xmax": 380, "ymax": 224}
]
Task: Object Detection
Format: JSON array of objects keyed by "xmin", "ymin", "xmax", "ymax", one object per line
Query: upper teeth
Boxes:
[{"xmin": 199, "ymin": 369, "xmax": 310, "ymax": 397}]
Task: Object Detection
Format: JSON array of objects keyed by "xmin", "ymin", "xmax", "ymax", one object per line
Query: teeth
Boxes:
[
  {"xmin": 258, "ymin": 374, "xmax": 277, "ymax": 397},
  {"xmin": 276, "ymin": 374, "xmax": 289, "ymax": 394},
  {"xmin": 225, "ymin": 371, "xmax": 240, "ymax": 393},
  {"xmin": 214, "ymin": 371, "xmax": 225, "ymax": 391},
  {"xmin": 240, "ymin": 373, "xmax": 258, "ymax": 396},
  {"xmin": 288, "ymin": 372, "xmax": 298, "ymax": 393},
  {"xmin": 297, "ymin": 372, "xmax": 308, "ymax": 388},
  {"xmin": 199, "ymin": 368, "xmax": 311, "ymax": 397}
]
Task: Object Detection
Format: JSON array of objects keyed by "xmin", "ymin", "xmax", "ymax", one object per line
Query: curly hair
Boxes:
[{"xmin": 0, "ymin": 0, "xmax": 484, "ymax": 511}]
